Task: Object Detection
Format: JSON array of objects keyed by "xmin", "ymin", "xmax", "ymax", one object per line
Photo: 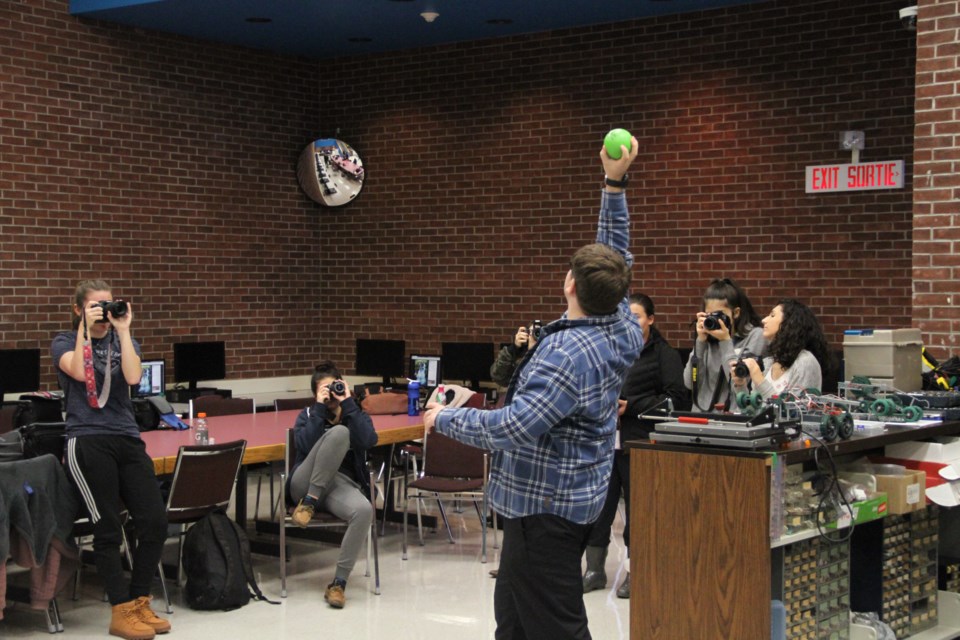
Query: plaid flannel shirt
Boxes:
[{"xmin": 434, "ymin": 190, "xmax": 643, "ymax": 524}]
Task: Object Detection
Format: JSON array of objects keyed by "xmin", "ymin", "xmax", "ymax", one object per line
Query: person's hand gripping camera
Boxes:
[
  {"xmin": 695, "ymin": 309, "xmax": 732, "ymax": 344},
  {"xmin": 84, "ymin": 299, "xmax": 132, "ymax": 333},
  {"xmin": 316, "ymin": 379, "xmax": 350, "ymax": 406},
  {"xmin": 730, "ymin": 351, "xmax": 765, "ymax": 387}
]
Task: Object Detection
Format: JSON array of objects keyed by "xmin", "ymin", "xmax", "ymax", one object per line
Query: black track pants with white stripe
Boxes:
[{"xmin": 66, "ymin": 434, "xmax": 167, "ymax": 605}]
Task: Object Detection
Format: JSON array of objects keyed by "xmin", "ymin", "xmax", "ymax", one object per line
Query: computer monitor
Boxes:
[
  {"xmin": 0, "ymin": 348, "xmax": 41, "ymax": 396},
  {"xmin": 173, "ymin": 341, "xmax": 226, "ymax": 390},
  {"xmin": 441, "ymin": 342, "xmax": 495, "ymax": 391},
  {"xmin": 355, "ymin": 338, "xmax": 406, "ymax": 388},
  {"xmin": 410, "ymin": 354, "xmax": 442, "ymax": 388},
  {"xmin": 133, "ymin": 359, "xmax": 165, "ymax": 398}
]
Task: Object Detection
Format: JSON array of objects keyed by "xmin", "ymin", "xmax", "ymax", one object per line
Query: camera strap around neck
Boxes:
[{"xmin": 82, "ymin": 314, "xmax": 113, "ymax": 409}]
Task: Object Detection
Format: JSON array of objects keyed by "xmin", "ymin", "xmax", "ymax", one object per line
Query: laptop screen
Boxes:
[{"xmin": 133, "ymin": 359, "xmax": 165, "ymax": 398}]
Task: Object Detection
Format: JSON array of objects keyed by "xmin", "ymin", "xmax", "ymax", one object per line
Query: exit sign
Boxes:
[{"xmin": 805, "ymin": 160, "xmax": 904, "ymax": 193}]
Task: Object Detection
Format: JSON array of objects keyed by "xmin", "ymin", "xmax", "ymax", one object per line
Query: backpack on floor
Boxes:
[{"xmin": 181, "ymin": 509, "xmax": 277, "ymax": 610}]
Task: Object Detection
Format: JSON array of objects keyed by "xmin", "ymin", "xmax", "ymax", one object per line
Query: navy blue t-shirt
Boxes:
[{"xmin": 51, "ymin": 330, "xmax": 142, "ymax": 439}]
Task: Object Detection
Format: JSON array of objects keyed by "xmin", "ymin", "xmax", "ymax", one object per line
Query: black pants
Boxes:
[
  {"xmin": 495, "ymin": 514, "xmax": 593, "ymax": 640},
  {"xmin": 66, "ymin": 435, "xmax": 167, "ymax": 605},
  {"xmin": 587, "ymin": 449, "xmax": 630, "ymax": 550}
]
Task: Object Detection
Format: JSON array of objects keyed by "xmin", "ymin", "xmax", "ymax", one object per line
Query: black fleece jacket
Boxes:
[{"xmin": 619, "ymin": 326, "xmax": 690, "ymax": 442}]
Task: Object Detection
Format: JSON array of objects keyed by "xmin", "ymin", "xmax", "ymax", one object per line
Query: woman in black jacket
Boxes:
[{"xmin": 582, "ymin": 294, "xmax": 690, "ymax": 598}]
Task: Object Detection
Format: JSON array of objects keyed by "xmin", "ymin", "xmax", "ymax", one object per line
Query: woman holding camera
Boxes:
[
  {"xmin": 53, "ymin": 280, "xmax": 170, "ymax": 640},
  {"xmin": 731, "ymin": 299, "xmax": 828, "ymax": 399},
  {"xmin": 288, "ymin": 360, "xmax": 378, "ymax": 609},
  {"xmin": 683, "ymin": 278, "xmax": 767, "ymax": 412}
]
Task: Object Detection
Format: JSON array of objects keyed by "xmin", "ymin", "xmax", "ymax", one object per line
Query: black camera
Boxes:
[
  {"xmin": 703, "ymin": 310, "xmax": 732, "ymax": 332},
  {"xmin": 94, "ymin": 300, "xmax": 128, "ymax": 323},
  {"xmin": 733, "ymin": 351, "xmax": 764, "ymax": 379},
  {"xmin": 531, "ymin": 320, "xmax": 543, "ymax": 341},
  {"xmin": 327, "ymin": 380, "xmax": 346, "ymax": 395}
]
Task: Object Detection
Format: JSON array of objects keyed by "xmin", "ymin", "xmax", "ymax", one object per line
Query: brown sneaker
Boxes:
[
  {"xmin": 291, "ymin": 500, "xmax": 315, "ymax": 527},
  {"xmin": 324, "ymin": 582, "xmax": 346, "ymax": 609},
  {"xmin": 109, "ymin": 600, "xmax": 156, "ymax": 640},
  {"xmin": 134, "ymin": 596, "xmax": 171, "ymax": 634}
]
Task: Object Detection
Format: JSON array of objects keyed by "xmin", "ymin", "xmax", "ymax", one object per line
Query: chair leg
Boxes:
[
  {"xmin": 436, "ymin": 498, "xmax": 454, "ymax": 544},
  {"xmin": 493, "ymin": 510, "xmax": 500, "ymax": 550},
  {"xmin": 279, "ymin": 472, "xmax": 288, "ymax": 598},
  {"xmin": 477, "ymin": 496, "xmax": 487, "ymax": 564},
  {"xmin": 368, "ymin": 470, "xmax": 381, "ymax": 595},
  {"xmin": 72, "ymin": 536, "xmax": 85, "ymax": 601},
  {"xmin": 45, "ymin": 597, "xmax": 63, "ymax": 633},
  {"xmin": 402, "ymin": 459, "xmax": 409, "ymax": 561},
  {"xmin": 379, "ymin": 446, "xmax": 394, "ymax": 537},
  {"xmin": 156, "ymin": 561, "xmax": 172, "ymax": 615},
  {"xmin": 254, "ymin": 474, "xmax": 263, "ymax": 521},
  {"xmin": 415, "ymin": 492, "xmax": 425, "ymax": 546}
]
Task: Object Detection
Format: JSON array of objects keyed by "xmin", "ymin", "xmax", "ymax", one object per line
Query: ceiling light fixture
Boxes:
[{"xmin": 420, "ymin": 11, "xmax": 440, "ymax": 23}]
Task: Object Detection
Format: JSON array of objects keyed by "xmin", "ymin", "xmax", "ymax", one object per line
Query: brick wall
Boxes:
[
  {"xmin": 913, "ymin": 0, "xmax": 960, "ymax": 355},
  {"xmin": 0, "ymin": 0, "xmax": 319, "ymax": 388},
  {"xmin": 0, "ymin": 0, "xmax": 924, "ymax": 389},
  {"xmin": 317, "ymin": 0, "xmax": 917, "ymax": 369}
]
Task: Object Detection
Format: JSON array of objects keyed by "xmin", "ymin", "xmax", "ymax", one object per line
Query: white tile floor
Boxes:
[{"xmin": 1, "ymin": 490, "xmax": 633, "ymax": 639}]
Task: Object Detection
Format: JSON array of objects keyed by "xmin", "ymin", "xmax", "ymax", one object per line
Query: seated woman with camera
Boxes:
[
  {"xmin": 731, "ymin": 299, "xmax": 829, "ymax": 400},
  {"xmin": 287, "ymin": 360, "xmax": 378, "ymax": 609},
  {"xmin": 683, "ymin": 278, "xmax": 766, "ymax": 412}
]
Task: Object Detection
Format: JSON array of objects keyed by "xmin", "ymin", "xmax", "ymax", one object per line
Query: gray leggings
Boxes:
[{"xmin": 290, "ymin": 425, "xmax": 373, "ymax": 581}]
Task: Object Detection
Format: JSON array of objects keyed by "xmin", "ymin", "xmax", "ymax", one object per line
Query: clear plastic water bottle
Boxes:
[
  {"xmin": 407, "ymin": 380, "xmax": 420, "ymax": 416},
  {"xmin": 195, "ymin": 412, "xmax": 209, "ymax": 445}
]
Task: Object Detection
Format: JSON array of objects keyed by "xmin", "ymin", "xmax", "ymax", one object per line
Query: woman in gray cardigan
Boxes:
[
  {"xmin": 683, "ymin": 278, "xmax": 767, "ymax": 412},
  {"xmin": 732, "ymin": 298, "xmax": 829, "ymax": 399}
]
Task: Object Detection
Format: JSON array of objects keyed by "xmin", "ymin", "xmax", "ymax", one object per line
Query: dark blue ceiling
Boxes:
[{"xmin": 70, "ymin": 0, "xmax": 768, "ymax": 60}]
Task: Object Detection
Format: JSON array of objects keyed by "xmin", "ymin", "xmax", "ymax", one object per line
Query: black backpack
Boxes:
[{"xmin": 181, "ymin": 509, "xmax": 277, "ymax": 610}]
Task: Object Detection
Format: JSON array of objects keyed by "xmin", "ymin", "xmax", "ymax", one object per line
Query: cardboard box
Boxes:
[
  {"xmin": 874, "ymin": 469, "xmax": 926, "ymax": 514},
  {"xmin": 886, "ymin": 437, "xmax": 960, "ymax": 464},
  {"xmin": 872, "ymin": 456, "xmax": 949, "ymax": 504},
  {"xmin": 843, "ymin": 328, "xmax": 922, "ymax": 391}
]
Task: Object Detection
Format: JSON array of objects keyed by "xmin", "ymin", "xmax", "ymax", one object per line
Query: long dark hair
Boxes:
[
  {"xmin": 768, "ymin": 299, "xmax": 830, "ymax": 372},
  {"xmin": 702, "ymin": 278, "xmax": 761, "ymax": 339}
]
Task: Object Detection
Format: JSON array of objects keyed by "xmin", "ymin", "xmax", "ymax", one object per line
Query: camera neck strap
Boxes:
[{"xmin": 81, "ymin": 313, "xmax": 113, "ymax": 410}]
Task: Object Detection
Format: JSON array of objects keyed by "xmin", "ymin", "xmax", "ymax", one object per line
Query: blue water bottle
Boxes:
[{"xmin": 407, "ymin": 380, "xmax": 420, "ymax": 416}]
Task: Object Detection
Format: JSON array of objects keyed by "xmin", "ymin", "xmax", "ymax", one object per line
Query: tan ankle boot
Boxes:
[
  {"xmin": 109, "ymin": 600, "xmax": 156, "ymax": 640},
  {"xmin": 134, "ymin": 596, "xmax": 171, "ymax": 634}
]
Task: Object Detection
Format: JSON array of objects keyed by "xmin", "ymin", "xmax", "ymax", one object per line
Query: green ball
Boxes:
[{"xmin": 604, "ymin": 128, "xmax": 632, "ymax": 159}]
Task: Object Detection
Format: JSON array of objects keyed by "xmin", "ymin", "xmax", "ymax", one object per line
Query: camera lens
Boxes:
[
  {"xmin": 328, "ymin": 380, "xmax": 346, "ymax": 395},
  {"xmin": 110, "ymin": 300, "xmax": 128, "ymax": 317},
  {"xmin": 734, "ymin": 361, "xmax": 749, "ymax": 378}
]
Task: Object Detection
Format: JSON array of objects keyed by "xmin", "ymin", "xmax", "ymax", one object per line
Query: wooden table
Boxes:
[
  {"xmin": 141, "ymin": 409, "xmax": 425, "ymax": 475},
  {"xmin": 142, "ymin": 410, "xmax": 426, "ymax": 526}
]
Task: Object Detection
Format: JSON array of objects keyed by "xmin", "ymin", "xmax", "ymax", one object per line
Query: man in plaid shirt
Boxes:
[{"xmin": 424, "ymin": 137, "xmax": 643, "ymax": 639}]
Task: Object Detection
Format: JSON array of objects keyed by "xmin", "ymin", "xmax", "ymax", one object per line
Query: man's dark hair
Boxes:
[
  {"xmin": 628, "ymin": 293, "xmax": 654, "ymax": 317},
  {"xmin": 570, "ymin": 243, "xmax": 631, "ymax": 316},
  {"xmin": 310, "ymin": 360, "xmax": 343, "ymax": 395}
]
